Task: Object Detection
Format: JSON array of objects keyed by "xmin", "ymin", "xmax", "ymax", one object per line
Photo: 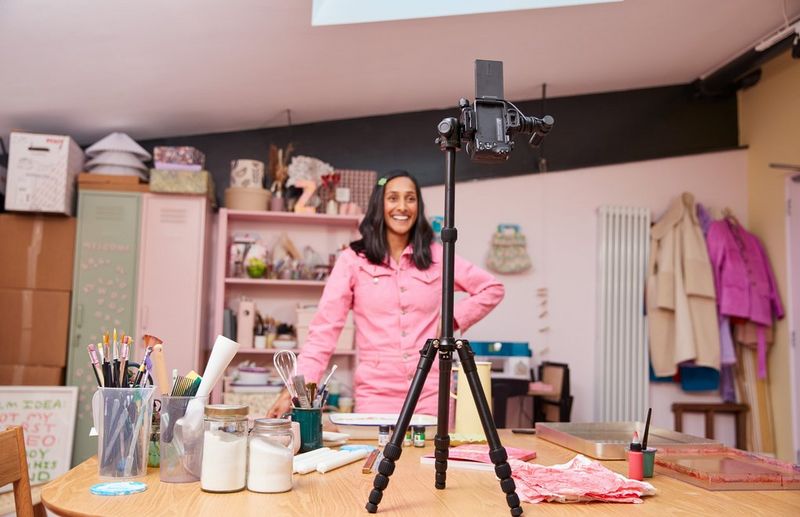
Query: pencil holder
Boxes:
[
  {"xmin": 291, "ymin": 407, "xmax": 323, "ymax": 453},
  {"xmin": 159, "ymin": 395, "xmax": 209, "ymax": 483},
  {"xmin": 93, "ymin": 387, "xmax": 156, "ymax": 479}
]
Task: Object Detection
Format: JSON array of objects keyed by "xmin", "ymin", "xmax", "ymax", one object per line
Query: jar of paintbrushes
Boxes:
[
  {"xmin": 93, "ymin": 386, "xmax": 156, "ymax": 478},
  {"xmin": 88, "ymin": 330, "xmax": 157, "ymax": 478}
]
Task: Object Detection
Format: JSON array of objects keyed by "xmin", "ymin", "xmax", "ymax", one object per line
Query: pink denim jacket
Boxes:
[
  {"xmin": 706, "ymin": 220, "xmax": 783, "ymax": 325},
  {"xmin": 707, "ymin": 220, "xmax": 783, "ymax": 377},
  {"xmin": 296, "ymin": 243, "xmax": 504, "ymax": 415}
]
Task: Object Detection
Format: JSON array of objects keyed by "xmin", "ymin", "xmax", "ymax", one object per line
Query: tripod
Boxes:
[{"xmin": 365, "ymin": 114, "xmax": 523, "ymax": 516}]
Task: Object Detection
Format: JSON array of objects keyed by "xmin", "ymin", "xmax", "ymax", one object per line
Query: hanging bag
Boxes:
[{"xmin": 486, "ymin": 224, "xmax": 532, "ymax": 274}]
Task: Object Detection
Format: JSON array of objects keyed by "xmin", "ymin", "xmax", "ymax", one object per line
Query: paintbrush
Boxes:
[
  {"xmin": 120, "ymin": 336, "xmax": 130, "ymax": 387},
  {"xmin": 642, "ymin": 407, "xmax": 652, "ymax": 450},
  {"xmin": 293, "ymin": 375, "xmax": 310, "ymax": 408},
  {"xmin": 87, "ymin": 343, "xmax": 104, "ymax": 387},
  {"xmin": 133, "ymin": 346, "xmax": 154, "ymax": 387}
]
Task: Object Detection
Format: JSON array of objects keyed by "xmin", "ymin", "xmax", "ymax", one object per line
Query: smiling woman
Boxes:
[{"xmin": 267, "ymin": 170, "xmax": 506, "ymax": 418}]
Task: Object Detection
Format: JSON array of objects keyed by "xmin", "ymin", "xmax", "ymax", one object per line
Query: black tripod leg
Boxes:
[
  {"xmin": 366, "ymin": 339, "xmax": 438, "ymax": 513},
  {"xmin": 456, "ymin": 340, "xmax": 523, "ymax": 516},
  {"xmin": 435, "ymin": 346, "xmax": 452, "ymax": 489}
]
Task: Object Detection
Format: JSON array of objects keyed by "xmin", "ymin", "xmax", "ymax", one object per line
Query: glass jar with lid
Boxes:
[
  {"xmin": 200, "ymin": 404, "xmax": 249, "ymax": 493},
  {"xmin": 247, "ymin": 418, "xmax": 294, "ymax": 493}
]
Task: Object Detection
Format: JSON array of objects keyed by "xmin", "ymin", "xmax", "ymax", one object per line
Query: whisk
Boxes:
[{"xmin": 273, "ymin": 350, "xmax": 299, "ymax": 401}]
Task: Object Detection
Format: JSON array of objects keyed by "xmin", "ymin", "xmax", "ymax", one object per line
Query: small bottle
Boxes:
[
  {"xmin": 627, "ymin": 431, "xmax": 644, "ymax": 481},
  {"xmin": 403, "ymin": 427, "xmax": 412, "ymax": 447},
  {"xmin": 413, "ymin": 425, "xmax": 425, "ymax": 447},
  {"xmin": 378, "ymin": 425, "xmax": 390, "ymax": 446}
]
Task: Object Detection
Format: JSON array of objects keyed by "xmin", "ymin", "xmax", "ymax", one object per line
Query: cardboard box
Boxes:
[
  {"xmin": 4, "ymin": 132, "xmax": 84, "ymax": 215},
  {"xmin": 0, "ymin": 364, "xmax": 64, "ymax": 385},
  {"xmin": 0, "ymin": 213, "xmax": 76, "ymax": 290},
  {"xmin": 0, "ymin": 288, "xmax": 71, "ymax": 367}
]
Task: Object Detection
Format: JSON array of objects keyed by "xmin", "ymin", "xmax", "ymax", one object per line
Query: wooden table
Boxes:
[{"xmin": 42, "ymin": 430, "xmax": 800, "ymax": 516}]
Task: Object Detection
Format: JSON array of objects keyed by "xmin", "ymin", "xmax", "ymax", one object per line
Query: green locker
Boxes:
[{"xmin": 66, "ymin": 191, "xmax": 141, "ymax": 466}]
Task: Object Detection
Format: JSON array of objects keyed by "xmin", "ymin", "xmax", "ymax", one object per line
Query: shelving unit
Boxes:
[
  {"xmin": 225, "ymin": 277, "xmax": 326, "ymax": 287},
  {"xmin": 234, "ymin": 349, "xmax": 357, "ymax": 356},
  {"xmin": 211, "ymin": 208, "xmax": 362, "ymax": 403}
]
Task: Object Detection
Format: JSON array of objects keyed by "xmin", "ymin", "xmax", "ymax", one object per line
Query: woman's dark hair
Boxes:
[{"xmin": 350, "ymin": 170, "xmax": 434, "ymax": 269}]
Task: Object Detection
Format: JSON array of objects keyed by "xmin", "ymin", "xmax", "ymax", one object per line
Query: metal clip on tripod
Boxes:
[{"xmin": 365, "ymin": 103, "xmax": 552, "ymax": 515}]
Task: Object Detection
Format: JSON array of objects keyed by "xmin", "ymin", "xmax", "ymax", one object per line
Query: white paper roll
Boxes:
[
  {"xmin": 316, "ymin": 449, "xmax": 369, "ymax": 474},
  {"xmin": 294, "ymin": 450, "xmax": 341, "ymax": 474}
]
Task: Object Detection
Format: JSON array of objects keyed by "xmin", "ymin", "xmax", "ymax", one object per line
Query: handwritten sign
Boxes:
[{"xmin": 0, "ymin": 386, "xmax": 78, "ymax": 489}]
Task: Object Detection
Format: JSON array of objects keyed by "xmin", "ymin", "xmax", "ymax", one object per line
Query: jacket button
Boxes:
[
  {"xmin": 373, "ymin": 277, "xmax": 379, "ymax": 284},
  {"xmin": 400, "ymin": 286, "xmax": 407, "ymax": 293},
  {"xmin": 403, "ymin": 352, "xmax": 409, "ymax": 360},
  {"xmin": 401, "ymin": 330, "xmax": 407, "ymax": 337}
]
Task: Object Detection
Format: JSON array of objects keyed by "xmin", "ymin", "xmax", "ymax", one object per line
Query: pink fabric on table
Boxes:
[
  {"xmin": 509, "ymin": 455, "xmax": 656, "ymax": 504},
  {"xmin": 424, "ymin": 444, "xmax": 536, "ymax": 463},
  {"xmin": 296, "ymin": 243, "xmax": 504, "ymax": 415}
]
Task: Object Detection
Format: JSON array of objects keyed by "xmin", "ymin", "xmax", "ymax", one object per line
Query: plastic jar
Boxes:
[
  {"xmin": 248, "ymin": 418, "xmax": 294, "ymax": 493},
  {"xmin": 201, "ymin": 404, "xmax": 249, "ymax": 493}
]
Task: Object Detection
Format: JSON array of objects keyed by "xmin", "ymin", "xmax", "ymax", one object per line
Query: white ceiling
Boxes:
[{"xmin": 1, "ymin": 0, "xmax": 799, "ymax": 146}]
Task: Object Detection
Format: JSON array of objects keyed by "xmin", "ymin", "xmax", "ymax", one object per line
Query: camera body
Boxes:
[{"xmin": 460, "ymin": 60, "xmax": 554, "ymax": 162}]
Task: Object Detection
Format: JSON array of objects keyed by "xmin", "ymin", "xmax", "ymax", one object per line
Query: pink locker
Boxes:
[{"xmin": 135, "ymin": 194, "xmax": 211, "ymax": 380}]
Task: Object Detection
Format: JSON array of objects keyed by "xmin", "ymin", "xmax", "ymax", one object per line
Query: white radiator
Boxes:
[{"xmin": 595, "ymin": 206, "xmax": 651, "ymax": 422}]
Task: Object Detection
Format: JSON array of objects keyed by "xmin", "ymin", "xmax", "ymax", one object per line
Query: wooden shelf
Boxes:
[
  {"xmin": 236, "ymin": 348, "xmax": 356, "ymax": 356},
  {"xmin": 225, "ymin": 277, "xmax": 326, "ymax": 287},
  {"xmin": 224, "ymin": 208, "xmax": 361, "ymax": 226}
]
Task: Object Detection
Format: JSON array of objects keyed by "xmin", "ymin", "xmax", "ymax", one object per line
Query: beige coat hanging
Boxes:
[{"xmin": 646, "ymin": 192, "xmax": 720, "ymax": 376}]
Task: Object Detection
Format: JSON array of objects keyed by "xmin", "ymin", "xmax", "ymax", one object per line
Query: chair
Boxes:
[
  {"xmin": 532, "ymin": 362, "xmax": 573, "ymax": 423},
  {"xmin": 491, "ymin": 378, "xmax": 530, "ymax": 428},
  {"xmin": 671, "ymin": 402, "xmax": 749, "ymax": 450},
  {"xmin": 0, "ymin": 426, "xmax": 35, "ymax": 517}
]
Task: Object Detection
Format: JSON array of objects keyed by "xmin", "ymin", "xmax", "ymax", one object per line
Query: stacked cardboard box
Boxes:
[{"xmin": 0, "ymin": 213, "xmax": 75, "ymax": 385}]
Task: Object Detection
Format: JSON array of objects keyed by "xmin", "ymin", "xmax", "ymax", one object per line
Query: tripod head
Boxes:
[{"xmin": 437, "ymin": 60, "xmax": 554, "ymax": 161}]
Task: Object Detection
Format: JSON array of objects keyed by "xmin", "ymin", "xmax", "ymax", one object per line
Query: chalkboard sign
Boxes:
[{"xmin": 0, "ymin": 386, "xmax": 78, "ymax": 489}]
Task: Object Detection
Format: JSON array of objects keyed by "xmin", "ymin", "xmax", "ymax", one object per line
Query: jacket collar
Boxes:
[{"xmin": 652, "ymin": 192, "xmax": 698, "ymax": 240}]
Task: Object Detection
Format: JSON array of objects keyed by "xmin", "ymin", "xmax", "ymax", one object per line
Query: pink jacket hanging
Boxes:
[
  {"xmin": 706, "ymin": 219, "xmax": 783, "ymax": 377},
  {"xmin": 296, "ymin": 243, "xmax": 505, "ymax": 415}
]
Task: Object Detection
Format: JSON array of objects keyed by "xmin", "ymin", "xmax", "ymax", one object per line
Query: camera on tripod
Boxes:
[{"xmin": 460, "ymin": 60, "xmax": 554, "ymax": 162}]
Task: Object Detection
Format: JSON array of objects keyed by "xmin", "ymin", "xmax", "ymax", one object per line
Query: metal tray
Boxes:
[{"xmin": 535, "ymin": 422, "xmax": 721, "ymax": 460}]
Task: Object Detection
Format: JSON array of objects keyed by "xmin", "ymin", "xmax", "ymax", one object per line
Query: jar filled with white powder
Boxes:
[
  {"xmin": 247, "ymin": 418, "xmax": 294, "ymax": 493},
  {"xmin": 201, "ymin": 404, "xmax": 249, "ymax": 493}
]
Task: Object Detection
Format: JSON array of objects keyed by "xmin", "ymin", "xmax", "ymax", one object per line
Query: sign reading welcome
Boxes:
[{"xmin": 0, "ymin": 386, "xmax": 78, "ymax": 487}]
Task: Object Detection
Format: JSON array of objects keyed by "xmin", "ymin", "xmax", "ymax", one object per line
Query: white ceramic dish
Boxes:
[
  {"xmin": 235, "ymin": 368, "xmax": 270, "ymax": 385},
  {"xmin": 86, "ymin": 151, "xmax": 148, "ymax": 171},
  {"xmin": 85, "ymin": 131, "xmax": 151, "ymax": 160},
  {"xmin": 329, "ymin": 413, "xmax": 438, "ymax": 440},
  {"xmin": 272, "ymin": 339, "xmax": 297, "ymax": 350},
  {"xmin": 322, "ymin": 431, "xmax": 350, "ymax": 446}
]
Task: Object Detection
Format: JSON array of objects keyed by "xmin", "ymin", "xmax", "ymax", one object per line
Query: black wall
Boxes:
[{"xmin": 1, "ymin": 83, "xmax": 738, "ymax": 209}]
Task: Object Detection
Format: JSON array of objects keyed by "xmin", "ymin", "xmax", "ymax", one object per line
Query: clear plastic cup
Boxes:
[
  {"xmin": 159, "ymin": 395, "xmax": 209, "ymax": 482},
  {"xmin": 94, "ymin": 387, "xmax": 156, "ymax": 478}
]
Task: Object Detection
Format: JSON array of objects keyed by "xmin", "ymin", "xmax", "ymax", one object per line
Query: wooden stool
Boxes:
[{"xmin": 671, "ymin": 402, "xmax": 749, "ymax": 450}]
